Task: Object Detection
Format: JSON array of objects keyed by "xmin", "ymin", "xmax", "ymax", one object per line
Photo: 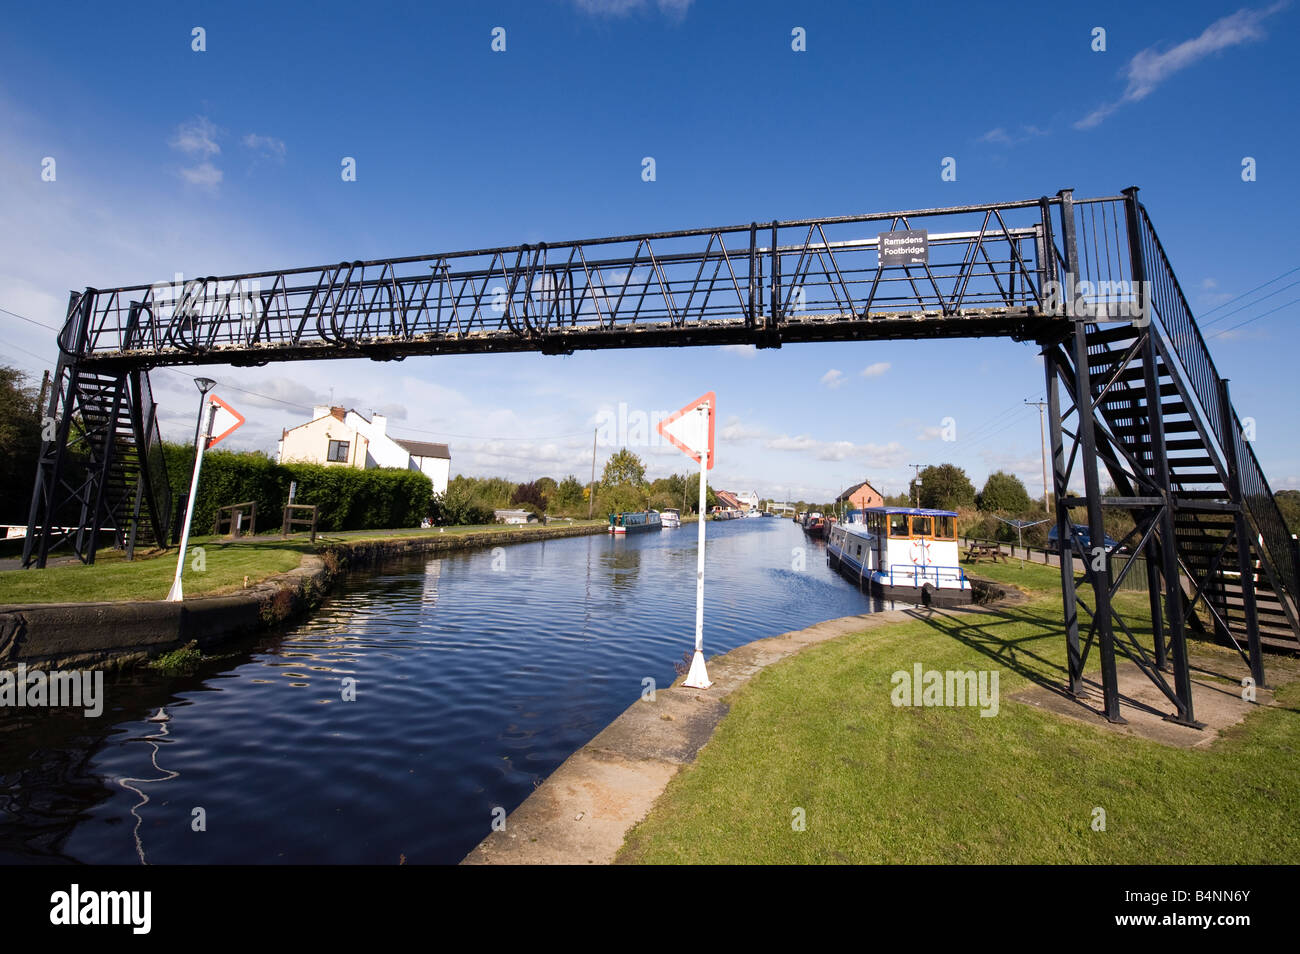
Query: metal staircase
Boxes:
[
  {"xmin": 22, "ymin": 293, "xmax": 172, "ymax": 568},
  {"xmin": 1040, "ymin": 188, "xmax": 1298, "ymax": 727}
]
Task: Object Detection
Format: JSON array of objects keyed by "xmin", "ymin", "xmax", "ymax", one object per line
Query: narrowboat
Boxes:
[
  {"xmin": 802, "ymin": 511, "xmax": 828, "ymax": 539},
  {"xmin": 609, "ymin": 510, "xmax": 663, "ymax": 535},
  {"xmin": 827, "ymin": 507, "xmax": 972, "ymax": 606},
  {"xmin": 661, "ymin": 508, "xmax": 682, "ymax": 528}
]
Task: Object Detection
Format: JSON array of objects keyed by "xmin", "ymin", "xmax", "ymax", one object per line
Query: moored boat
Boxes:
[
  {"xmin": 609, "ymin": 510, "xmax": 663, "ymax": 534},
  {"xmin": 661, "ymin": 508, "xmax": 682, "ymax": 528},
  {"xmin": 827, "ymin": 507, "xmax": 972, "ymax": 606},
  {"xmin": 802, "ymin": 511, "xmax": 828, "ymax": 539}
]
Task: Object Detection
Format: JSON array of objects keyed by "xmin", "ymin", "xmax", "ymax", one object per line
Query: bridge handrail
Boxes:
[{"xmin": 1134, "ymin": 202, "xmax": 1299, "ymax": 600}]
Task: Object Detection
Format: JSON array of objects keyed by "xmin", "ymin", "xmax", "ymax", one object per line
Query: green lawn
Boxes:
[
  {"xmin": 0, "ymin": 536, "xmax": 312, "ymax": 604},
  {"xmin": 618, "ymin": 562, "xmax": 1300, "ymax": 864},
  {"xmin": 0, "ymin": 520, "xmax": 608, "ymax": 605}
]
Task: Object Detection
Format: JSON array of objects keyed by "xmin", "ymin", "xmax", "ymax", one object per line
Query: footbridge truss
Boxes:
[{"xmin": 23, "ymin": 187, "xmax": 1300, "ymax": 727}]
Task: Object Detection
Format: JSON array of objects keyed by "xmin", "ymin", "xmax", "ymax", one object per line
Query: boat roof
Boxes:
[{"xmin": 861, "ymin": 506, "xmax": 958, "ymax": 517}]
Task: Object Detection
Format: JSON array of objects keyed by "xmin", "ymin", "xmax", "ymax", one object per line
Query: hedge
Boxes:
[{"xmin": 163, "ymin": 444, "xmax": 431, "ymax": 533}]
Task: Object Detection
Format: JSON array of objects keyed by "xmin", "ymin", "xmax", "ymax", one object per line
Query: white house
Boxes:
[
  {"xmin": 736, "ymin": 490, "xmax": 761, "ymax": 512},
  {"xmin": 276, "ymin": 406, "xmax": 451, "ymax": 494}
]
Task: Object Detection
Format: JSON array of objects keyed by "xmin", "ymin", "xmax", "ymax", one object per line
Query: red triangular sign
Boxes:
[
  {"xmin": 206, "ymin": 394, "xmax": 245, "ymax": 449},
  {"xmin": 657, "ymin": 391, "xmax": 715, "ymax": 470}
]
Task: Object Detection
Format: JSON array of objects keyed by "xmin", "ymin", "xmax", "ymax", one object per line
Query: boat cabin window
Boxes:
[
  {"xmin": 888, "ymin": 513, "xmax": 910, "ymax": 537},
  {"xmin": 911, "ymin": 515, "xmax": 933, "ymax": 536},
  {"xmin": 934, "ymin": 515, "xmax": 956, "ymax": 539}
]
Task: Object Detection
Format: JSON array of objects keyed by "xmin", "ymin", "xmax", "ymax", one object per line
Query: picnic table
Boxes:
[{"xmin": 964, "ymin": 542, "xmax": 1006, "ymax": 563}]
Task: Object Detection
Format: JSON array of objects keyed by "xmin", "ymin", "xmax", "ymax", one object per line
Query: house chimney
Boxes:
[
  {"xmin": 372, "ymin": 413, "xmax": 386, "ymax": 436},
  {"xmin": 330, "ymin": 406, "xmax": 345, "ymax": 421}
]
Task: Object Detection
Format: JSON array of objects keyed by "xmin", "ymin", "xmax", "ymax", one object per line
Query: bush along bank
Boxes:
[
  {"xmin": 162, "ymin": 444, "xmax": 432, "ymax": 535},
  {"xmin": 0, "ymin": 522, "xmax": 607, "ymax": 671}
]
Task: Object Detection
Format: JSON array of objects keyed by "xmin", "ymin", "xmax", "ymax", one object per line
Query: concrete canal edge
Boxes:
[
  {"xmin": 462, "ymin": 577, "xmax": 1012, "ymax": 865},
  {"xmin": 0, "ymin": 523, "xmax": 607, "ymax": 670}
]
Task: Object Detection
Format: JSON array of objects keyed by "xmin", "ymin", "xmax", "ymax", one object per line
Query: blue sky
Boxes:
[{"xmin": 2, "ymin": 0, "xmax": 1297, "ymax": 502}]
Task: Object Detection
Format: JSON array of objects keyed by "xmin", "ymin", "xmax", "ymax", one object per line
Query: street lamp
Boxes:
[
  {"xmin": 192, "ymin": 377, "xmax": 216, "ymax": 450},
  {"xmin": 167, "ymin": 377, "xmax": 217, "ymax": 601}
]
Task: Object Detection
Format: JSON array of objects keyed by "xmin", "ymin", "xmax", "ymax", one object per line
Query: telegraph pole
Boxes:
[
  {"xmin": 908, "ymin": 463, "xmax": 924, "ymax": 508},
  {"xmin": 588, "ymin": 428, "xmax": 597, "ymax": 519},
  {"xmin": 1025, "ymin": 399, "xmax": 1049, "ymax": 512}
]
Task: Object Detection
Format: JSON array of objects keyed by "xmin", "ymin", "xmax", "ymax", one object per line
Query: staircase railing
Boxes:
[
  {"xmin": 1134, "ymin": 202, "xmax": 1299, "ymax": 603},
  {"xmin": 131, "ymin": 369, "xmax": 172, "ymax": 545}
]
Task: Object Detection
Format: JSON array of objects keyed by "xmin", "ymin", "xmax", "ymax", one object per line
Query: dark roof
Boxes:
[
  {"xmin": 836, "ymin": 480, "xmax": 882, "ymax": 502},
  {"xmin": 395, "ymin": 439, "xmax": 450, "ymax": 459}
]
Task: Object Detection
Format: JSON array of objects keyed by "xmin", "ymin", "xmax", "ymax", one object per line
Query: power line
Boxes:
[
  {"xmin": 1195, "ymin": 265, "xmax": 1300, "ymax": 323},
  {"xmin": 1206, "ymin": 296, "xmax": 1300, "ymax": 340},
  {"xmin": 1198, "ymin": 279, "xmax": 1300, "ymax": 329},
  {"xmin": 0, "ymin": 305, "xmax": 61, "ymax": 331}
]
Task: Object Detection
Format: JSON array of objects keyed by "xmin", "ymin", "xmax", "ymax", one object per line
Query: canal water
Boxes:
[{"xmin": 0, "ymin": 518, "xmax": 893, "ymax": 864}]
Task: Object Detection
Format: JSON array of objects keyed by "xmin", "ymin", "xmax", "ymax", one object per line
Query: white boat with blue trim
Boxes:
[{"xmin": 827, "ymin": 507, "xmax": 973, "ymax": 606}]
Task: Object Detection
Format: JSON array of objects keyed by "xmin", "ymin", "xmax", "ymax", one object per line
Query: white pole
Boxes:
[
  {"xmin": 683, "ymin": 403, "xmax": 712, "ymax": 689},
  {"xmin": 166, "ymin": 401, "xmax": 214, "ymax": 602}
]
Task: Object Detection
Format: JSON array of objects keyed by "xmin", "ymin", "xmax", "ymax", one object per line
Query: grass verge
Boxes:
[
  {"xmin": 0, "ymin": 520, "xmax": 609, "ymax": 605},
  {"xmin": 617, "ymin": 562, "xmax": 1300, "ymax": 864}
]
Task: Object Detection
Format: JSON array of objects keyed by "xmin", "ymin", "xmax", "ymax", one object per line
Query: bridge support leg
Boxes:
[
  {"xmin": 1059, "ymin": 189, "xmax": 1124, "ymax": 723},
  {"xmin": 1044, "ymin": 342, "xmax": 1083, "ymax": 696},
  {"xmin": 1219, "ymin": 378, "xmax": 1265, "ymax": 689}
]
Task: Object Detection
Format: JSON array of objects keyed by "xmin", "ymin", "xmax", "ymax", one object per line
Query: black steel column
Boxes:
[
  {"xmin": 1145, "ymin": 550, "xmax": 1167, "ymax": 668},
  {"xmin": 1060, "ymin": 189, "xmax": 1124, "ymax": 722},
  {"xmin": 1045, "ymin": 341, "xmax": 1084, "ymax": 694},
  {"xmin": 1219, "ymin": 377, "xmax": 1265, "ymax": 688},
  {"xmin": 1124, "ymin": 187, "xmax": 1195, "ymax": 721}
]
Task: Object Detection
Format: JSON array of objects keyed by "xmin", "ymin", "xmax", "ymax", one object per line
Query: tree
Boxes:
[
  {"xmin": 916, "ymin": 464, "xmax": 975, "ymax": 510},
  {"xmin": 684, "ymin": 473, "xmax": 719, "ymax": 513},
  {"xmin": 601, "ymin": 448, "xmax": 647, "ymax": 486},
  {"xmin": 551, "ymin": 475, "xmax": 585, "ymax": 513},
  {"xmin": 977, "ymin": 471, "xmax": 1031, "ymax": 513},
  {"xmin": 0, "ymin": 367, "xmax": 43, "ymax": 523},
  {"xmin": 512, "ymin": 480, "xmax": 546, "ymax": 510},
  {"xmin": 601, "ymin": 481, "xmax": 648, "ymax": 516},
  {"xmin": 1277, "ymin": 490, "xmax": 1300, "ymax": 535}
]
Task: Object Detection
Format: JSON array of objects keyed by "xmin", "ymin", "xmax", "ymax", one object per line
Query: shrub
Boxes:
[{"xmin": 164, "ymin": 443, "xmax": 430, "ymax": 533}]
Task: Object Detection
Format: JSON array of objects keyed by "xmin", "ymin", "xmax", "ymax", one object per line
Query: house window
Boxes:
[{"xmin": 327, "ymin": 439, "xmax": 350, "ymax": 463}]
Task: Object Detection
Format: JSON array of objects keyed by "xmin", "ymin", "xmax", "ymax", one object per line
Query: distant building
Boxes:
[
  {"xmin": 715, "ymin": 490, "xmax": 743, "ymax": 511},
  {"xmin": 276, "ymin": 405, "xmax": 451, "ymax": 494},
  {"xmin": 736, "ymin": 490, "xmax": 761, "ymax": 512},
  {"xmin": 494, "ymin": 509, "xmax": 539, "ymax": 525},
  {"xmin": 837, "ymin": 480, "xmax": 884, "ymax": 510}
]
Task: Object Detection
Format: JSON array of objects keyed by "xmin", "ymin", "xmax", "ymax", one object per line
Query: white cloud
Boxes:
[
  {"xmin": 242, "ymin": 133, "xmax": 287, "ymax": 162},
  {"xmin": 179, "ymin": 161, "xmax": 223, "ymax": 188},
  {"xmin": 1076, "ymin": 3, "xmax": 1286, "ymax": 129},
  {"xmin": 170, "ymin": 116, "xmax": 220, "ymax": 157},
  {"xmin": 764, "ymin": 433, "xmax": 906, "ymax": 465},
  {"xmin": 861, "ymin": 361, "xmax": 891, "ymax": 378},
  {"xmin": 978, "ymin": 125, "xmax": 1048, "ymax": 146},
  {"xmin": 821, "ymin": 368, "xmax": 845, "ymax": 389},
  {"xmin": 720, "ymin": 344, "xmax": 757, "ymax": 358},
  {"xmin": 574, "ymin": 0, "xmax": 692, "ymax": 15},
  {"xmin": 171, "ymin": 116, "xmax": 223, "ymax": 189}
]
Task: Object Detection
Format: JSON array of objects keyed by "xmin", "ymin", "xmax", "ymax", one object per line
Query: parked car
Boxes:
[{"xmin": 1048, "ymin": 523, "xmax": 1122, "ymax": 553}]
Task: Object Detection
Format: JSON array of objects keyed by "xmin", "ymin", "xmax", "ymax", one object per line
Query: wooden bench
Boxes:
[{"xmin": 964, "ymin": 542, "xmax": 1005, "ymax": 563}]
